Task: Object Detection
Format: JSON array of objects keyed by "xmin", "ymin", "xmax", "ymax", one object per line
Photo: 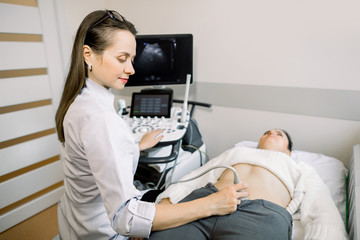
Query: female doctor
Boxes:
[{"xmin": 55, "ymin": 10, "xmax": 248, "ymax": 240}]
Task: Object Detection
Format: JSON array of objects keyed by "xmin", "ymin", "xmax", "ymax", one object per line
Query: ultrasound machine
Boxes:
[{"xmin": 120, "ymin": 34, "xmax": 210, "ymax": 191}]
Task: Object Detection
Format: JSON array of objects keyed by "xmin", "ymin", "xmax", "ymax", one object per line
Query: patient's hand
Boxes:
[{"xmin": 206, "ymin": 182, "xmax": 248, "ymax": 216}]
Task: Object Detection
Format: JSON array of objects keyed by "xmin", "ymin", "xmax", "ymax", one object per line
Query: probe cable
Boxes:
[{"xmin": 169, "ymin": 165, "xmax": 241, "ymax": 185}]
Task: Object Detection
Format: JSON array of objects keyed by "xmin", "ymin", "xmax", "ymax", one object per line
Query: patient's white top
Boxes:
[
  {"xmin": 156, "ymin": 147, "xmax": 348, "ymax": 240},
  {"xmin": 58, "ymin": 78, "xmax": 155, "ymax": 240},
  {"xmin": 157, "ymin": 147, "xmax": 297, "ymax": 206}
]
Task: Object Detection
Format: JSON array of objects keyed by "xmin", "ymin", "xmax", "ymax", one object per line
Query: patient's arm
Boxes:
[
  {"xmin": 152, "ymin": 182, "xmax": 248, "ymax": 231},
  {"xmin": 158, "ymin": 198, "xmax": 171, "ymax": 204}
]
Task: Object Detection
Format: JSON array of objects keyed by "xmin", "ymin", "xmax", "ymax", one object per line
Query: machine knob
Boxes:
[{"xmin": 138, "ymin": 127, "xmax": 149, "ymax": 133}]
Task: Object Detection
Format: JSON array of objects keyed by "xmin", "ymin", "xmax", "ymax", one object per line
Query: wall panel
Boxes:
[
  {"xmin": 0, "ymin": 106, "xmax": 55, "ymax": 142},
  {"xmin": 0, "ymin": 0, "xmax": 63, "ymax": 234},
  {"xmin": 0, "ymin": 161, "xmax": 63, "ymax": 209},
  {"xmin": 0, "ymin": 3, "xmax": 41, "ymax": 34},
  {"xmin": 0, "ymin": 135, "xmax": 59, "ymax": 176},
  {"xmin": 0, "ymin": 187, "xmax": 63, "ymax": 233},
  {"xmin": 0, "ymin": 42, "xmax": 47, "ymax": 70},
  {"xmin": 0, "ymin": 75, "xmax": 51, "ymax": 106}
]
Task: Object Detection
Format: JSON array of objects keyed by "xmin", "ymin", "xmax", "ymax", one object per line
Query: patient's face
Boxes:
[{"xmin": 257, "ymin": 129, "xmax": 290, "ymax": 155}]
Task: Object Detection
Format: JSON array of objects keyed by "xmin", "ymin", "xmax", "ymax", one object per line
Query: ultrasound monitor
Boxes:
[{"xmin": 127, "ymin": 34, "xmax": 193, "ymax": 87}]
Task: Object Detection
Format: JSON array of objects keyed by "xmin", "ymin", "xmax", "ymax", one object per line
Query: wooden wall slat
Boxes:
[
  {"xmin": 0, "ymin": 181, "xmax": 63, "ymax": 215},
  {"xmin": 0, "ymin": 68, "xmax": 47, "ymax": 78},
  {"xmin": 0, "ymin": 33, "xmax": 42, "ymax": 42},
  {"xmin": 0, "ymin": 99, "xmax": 52, "ymax": 114},
  {"xmin": 0, "ymin": 155, "xmax": 60, "ymax": 183},
  {"xmin": 0, "ymin": 0, "xmax": 37, "ymax": 7},
  {"xmin": 0, "ymin": 128, "xmax": 55, "ymax": 149}
]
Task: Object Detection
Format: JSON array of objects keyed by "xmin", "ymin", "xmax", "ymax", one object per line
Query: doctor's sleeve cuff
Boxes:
[
  {"xmin": 114, "ymin": 199, "xmax": 156, "ymax": 238},
  {"xmin": 129, "ymin": 200, "xmax": 156, "ymax": 237}
]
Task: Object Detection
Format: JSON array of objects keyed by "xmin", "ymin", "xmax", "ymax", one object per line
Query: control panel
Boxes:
[
  {"xmin": 121, "ymin": 74, "xmax": 192, "ymax": 144},
  {"xmin": 122, "ymin": 107, "xmax": 189, "ymax": 143}
]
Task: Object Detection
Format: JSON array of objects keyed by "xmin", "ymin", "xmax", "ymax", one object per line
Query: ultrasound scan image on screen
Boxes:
[
  {"xmin": 135, "ymin": 41, "xmax": 174, "ymax": 74},
  {"xmin": 127, "ymin": 34, "xmax": 193, "ymax": 87}
]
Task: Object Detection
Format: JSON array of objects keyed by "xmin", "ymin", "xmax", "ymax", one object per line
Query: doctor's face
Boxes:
[
  {"xmin": 257, "ymin": 129, "xmax": 290, "ymax": 155},
  {"xmin": 87, "ymin": 30, "xmax": 136, "ymax": 90}
]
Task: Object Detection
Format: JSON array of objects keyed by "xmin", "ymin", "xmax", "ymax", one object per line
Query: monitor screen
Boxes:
[
  {"xmin": 127, "ymin": 34, "xmax": 193, "ymax": 87},
  {"xmin": 130, "ymin": 92, "xmax": 172, "ymax": 118}
]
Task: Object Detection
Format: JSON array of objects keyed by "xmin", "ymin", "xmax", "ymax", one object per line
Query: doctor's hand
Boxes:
[
  {"xmin": 139, "ymin": 129, "xmax": 164, "ymax": 151},
  {"xmin": 206, "ymin": 182, "xmax": 248, "ymax": 216}
]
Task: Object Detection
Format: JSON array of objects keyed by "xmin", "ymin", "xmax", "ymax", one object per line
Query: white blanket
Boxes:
[{"xmin": 156, "ymin": 147, "xmax": 348, "ymax": 240}]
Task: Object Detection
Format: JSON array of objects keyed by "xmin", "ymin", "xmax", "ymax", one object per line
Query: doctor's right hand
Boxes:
[
  {"xmin": 139, "ymin": 129, "xmax": 164, "ymax": 151},
  {"xmin": 206, "ymin": 182, "xmax": 248, "ymax": 216}
]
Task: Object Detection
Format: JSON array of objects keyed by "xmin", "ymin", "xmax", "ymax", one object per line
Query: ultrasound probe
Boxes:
[
  {"xmin": 170, "ymin": 165, "xmax": 241, "ymax": 185},
  {"xmin": 168, "ymin": 165, "xmax": 248, "ymax": 200}
]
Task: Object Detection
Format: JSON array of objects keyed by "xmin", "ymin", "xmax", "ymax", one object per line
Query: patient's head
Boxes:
[{"xmin": 257, "ymin": 129, "xmax": 293, "ymax": 155}]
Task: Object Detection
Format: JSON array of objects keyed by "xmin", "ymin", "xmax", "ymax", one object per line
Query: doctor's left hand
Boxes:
[{"xmin": 139, "ymin": 129, "xmax": 164, "ymax": 151}]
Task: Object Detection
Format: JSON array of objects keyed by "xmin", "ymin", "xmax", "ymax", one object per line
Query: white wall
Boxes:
[
  {"xmin": 108, "ymin": 0, "xmax": 360, "ymax": 91},
  {"xmin": 193, "ymin": 106, "xmax": 360, "ymax": 166},
  {"xmin": 58, "ymin": 0, "xmax": 360, "ymax": 166}
]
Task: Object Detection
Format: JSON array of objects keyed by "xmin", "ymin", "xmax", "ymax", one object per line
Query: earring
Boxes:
[{"xmin": 88, "ymin": 64, "xmax": 92, "ymax": 71}]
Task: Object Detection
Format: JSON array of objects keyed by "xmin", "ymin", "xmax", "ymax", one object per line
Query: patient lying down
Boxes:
[{"xmin": 149, "ymin": 129, "xmax": 348, "ymax": 240}]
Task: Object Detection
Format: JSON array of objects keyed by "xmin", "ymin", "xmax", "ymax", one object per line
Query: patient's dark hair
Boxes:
[{"xmin": 281, "ymin": 129, "xmax": 293, "ymax": 152}]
